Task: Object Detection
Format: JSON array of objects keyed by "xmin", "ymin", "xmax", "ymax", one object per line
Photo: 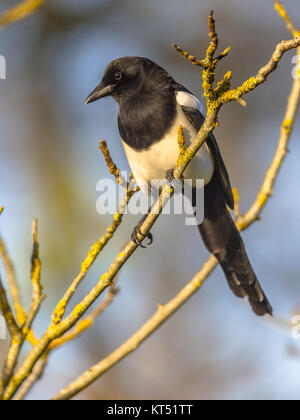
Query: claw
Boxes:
[
  {"xmin": 165, "ymin": 168, "xmax": 183, "ymax": 193},
  {"xmin": 147, "ymin": 232, "xmax": 153, "ymax": 245},
  {"xmin": 131, "ymin": 226, "xmax": 153, "ymax": 248},
  {"xmin": 166, "ymin": 169, "xmax": 175, "ymax": 185}
]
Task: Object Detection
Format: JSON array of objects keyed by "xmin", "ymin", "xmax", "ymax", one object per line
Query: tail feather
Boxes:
[{"xmin": 199, "ymin": 171, "xmax": 273, "ymax": 317}]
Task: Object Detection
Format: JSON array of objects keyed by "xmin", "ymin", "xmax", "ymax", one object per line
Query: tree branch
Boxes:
[
  {"xmin": 0, "ymin": 213, "xmax": 27, "ymax": 329},
  {"xmin": 51, "ymin": 147, "xmax": 138, "ymax": 325},
  {"xmin": 22, "ymin": 220, "xmax": 45, "ymax": 338},
  {"xmin": 0, "ymin": 219, "xmax": 44, "ymax": 396},
  {"xmin": 12, "ymin": 277, "xmax": 119, "ymax": 400},
  {"xmin": 13, "ymin": 355, "xmax": 48, "ymax": 401}
]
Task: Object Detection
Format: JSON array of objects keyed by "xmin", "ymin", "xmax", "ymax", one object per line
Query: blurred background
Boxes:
[{"xmin": 0, "ymin": 0, "xmax": 300, "ymax": 400}]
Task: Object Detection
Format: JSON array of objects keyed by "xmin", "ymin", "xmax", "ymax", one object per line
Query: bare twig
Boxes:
[
  {"xmin": 22, "ymin": 220, "xmax": 45, "ymax": 337},
  {"xmin": 274, "ymin": 0, "xmax": 300, "ymax": 37},
  {"xmin": 172, "ymin": 44, "xmax": 207, "ymax": 68},
  {"xmin": 13, "ymin": 355, "xmax": 48, "ymax": 401},
  {"xmin": 0, "ymin": 234, "xmax": 27, "ymax": 329},
  {"xmin": 99, "ymin": 140, "xmax": 127, "ymax": 186},
  {"xmin": 211, "ymin": 37, "xmax": 300, "ymax": 110},
  {"xmin": 0, "ymin": 276, "xmax": 22, "ymax": 396}
]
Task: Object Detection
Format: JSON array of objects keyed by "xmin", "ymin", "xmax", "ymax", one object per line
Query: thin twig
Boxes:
[
  {"xmin": 14, "ymin": 278, "xmax": 119, "ymax": 400},
  {"xmin": 274, "ymin": 0, "xmax": 300, "ymax": 37},
  {"xmin": 50, "ymin": 279, "xmax": 119, "ymax": 350},
  {"xmin": 0, "ymin": 220, "xmax": 44, "ymax": 396},
  {"xmin": 0, "ymin": 275, "xmax": 22, "ymax": 397},
  {"xmin": 22, "ymin": 220, "xmax": 45, "ymax": 336},
  {"xmin": 0, "ymin": 236, "xmax": 26, "ymax": 329},
  {"xmin": 99, "ymin": 140, "xmax": 127, "ymax": 186},
  {"xmin": 0, "ymin": 0, "xmax": 45, "ymax": 28},
  {"xmin": 13, "ymin": 355, "xmax": 48, "ymax": 401},
  {"xmin": 212, "ymin": 37, "xmax": 300, "ymax": 110}
]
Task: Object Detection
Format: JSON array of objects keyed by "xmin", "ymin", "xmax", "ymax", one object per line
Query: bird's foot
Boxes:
[
  {"xmin": 165, "ymin": 169, "xmax": 183, "ymax": 193},
  {"xmin": 166, "ymin": 169, "xmax": 175, "ymax": 185},
  {"xmin": 131, "ymin": 220, "xmax": 153, "ymax": 248}
]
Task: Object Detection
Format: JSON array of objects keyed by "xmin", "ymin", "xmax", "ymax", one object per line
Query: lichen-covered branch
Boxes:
[
  {"xmin": 51, "ymin": 278, "xmax": 119, "ymax": 350},
  {"xmin": 13, "ymin": 278, "xmax": 119, "ymax": 400},
  {"xmin": 0, "ymin": 275, "xmax": 22, "ymax": 396},
  {"xmin": 211, "ymin": 37, "xmax": 300, "ymax": 110},
  {"xmin": 274, "ymin": 0, "xmax": 300, "ymax": 37},
  {"xmin": 1, "ymin": 155, "xmax": 137, "ymax": 399},
  {"xmin": 174, "ymin": 9, "xmax": 300, "ymax": 113},
  {"xmin": 0, "ymin": 219, "xmax": 43, "ymax": 397},
  {"xmin": 0, "ymin": 221, "xmax": 27, "ymax": 328},
  {"xmin": 51, "ymin": 162, "xmax": 138, "ymax": 325},
  {"xmin": 22, "ymin": 220, "xmax": 44, "ymax": 339}
]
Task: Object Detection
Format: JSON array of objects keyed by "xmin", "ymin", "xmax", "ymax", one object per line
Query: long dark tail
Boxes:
[{"xmin": 198, "ymin": 172, "xmax": 273, "ymax": 316}]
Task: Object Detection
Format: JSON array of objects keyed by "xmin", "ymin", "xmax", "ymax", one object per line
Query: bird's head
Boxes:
[{"xmin": 85, "ymin": 56, "xmax": 172, "ymax": 105}]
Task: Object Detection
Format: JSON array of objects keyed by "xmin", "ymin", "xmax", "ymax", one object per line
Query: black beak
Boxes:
[{"xmin": 85, "ymin": 82, "xmax": 116, "ymax": 105}]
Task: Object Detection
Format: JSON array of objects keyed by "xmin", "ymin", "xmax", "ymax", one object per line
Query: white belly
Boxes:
[{"xmin": 122, "ymin": 101, "xmax": 215, "ymax": 196}]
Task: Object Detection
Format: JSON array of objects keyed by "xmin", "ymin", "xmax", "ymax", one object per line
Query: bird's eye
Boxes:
[{"xmin": 114, "ymin": 71, "xmax": 123, "ymax": 81}]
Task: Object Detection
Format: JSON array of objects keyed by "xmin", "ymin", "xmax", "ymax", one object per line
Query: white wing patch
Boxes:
[{"xmin": 176, "ymin": 91, "xmax": 205, "ymax": 114}]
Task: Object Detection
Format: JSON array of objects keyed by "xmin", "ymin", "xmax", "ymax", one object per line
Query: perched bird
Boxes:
[{"xmin": 86, "ymin": 56, "xmax": 272, "ymax": 317}]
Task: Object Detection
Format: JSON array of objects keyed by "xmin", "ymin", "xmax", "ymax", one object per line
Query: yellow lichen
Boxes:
[
  {"xmin": 214, "ymin": 77, "xmax": 258, "ymax": 108},
  {"xmin": 282, "ymin": 118, "xmax": 293, "ymax": 134},
  {"xmin": 72, "ymin": 303, "xmax": 85, "ymax": 319},
  {"xmin": 202, "ymin": 68, "xmax": 217, "ymax": 113},
  {"xmin": 114, "ymin": 212, "xmax": 121, "ymax": 222},
  {"xmin": 176, "ymin": 125, "xmax": 186, "ymax": 167},
  {"xmin": 52, "ymin": 298, "xmax": 68, "ymax": 324},
  {"xmin": 215, "ymin": 71, "xmax": 232, "ymax": 97}
]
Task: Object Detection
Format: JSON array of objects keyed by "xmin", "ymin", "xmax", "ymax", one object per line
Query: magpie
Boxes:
[{"xmin": 85, "ymin": 56, "xmax": 273, "ymax": 317}]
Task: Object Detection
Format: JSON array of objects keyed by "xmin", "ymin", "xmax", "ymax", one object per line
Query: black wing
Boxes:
[{"xmin": 180, "ymin": 104, "xmax": 234, "ymax": 209}]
